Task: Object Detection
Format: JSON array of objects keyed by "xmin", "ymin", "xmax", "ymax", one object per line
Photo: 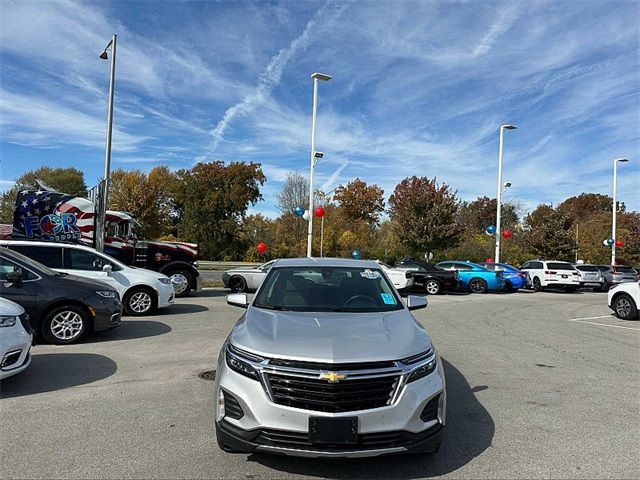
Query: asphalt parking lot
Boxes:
[{"xmin": 1, "ymin": 288, "xmax": 639, "ymax": 479}]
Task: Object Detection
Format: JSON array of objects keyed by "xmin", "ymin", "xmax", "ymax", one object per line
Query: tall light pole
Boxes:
[
  {"xmin": 494, "ymin": 124, "xmax": 517, "ymax": 263},
  {"xmin": 96, "ymin": 34, "xmax": 117, "ymax": 252},
  {"xmin": 307, "ymin": 72, "xmax": 331, "ymax": 257},
  {"xmin": 611, "ymin": 158, "xmax": 629, "ymax": 265}
]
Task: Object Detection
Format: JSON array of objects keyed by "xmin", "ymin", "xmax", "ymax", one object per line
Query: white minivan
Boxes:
[
  {"xmin": 0, "ymin": 297, "xmax": 33, "ymax": 380},
  {"xmin": 1, "ymin": 240, "xmax": 174, "ymax": 316}
]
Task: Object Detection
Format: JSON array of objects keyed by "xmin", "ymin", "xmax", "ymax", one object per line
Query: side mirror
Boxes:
[
  {"xmin": 406, "ymin": 295, "xmax": 428, "ymax": 311},
  {"xmin": 102, "ymin": 264, "xmax": 113, "ymax": 275},
  {"xmin": 227, "ymin": 293, "xmax": 249, "ymax": 309},
  {"xmin": 5, "ymin": 270, "xmax": 23, "ymax": 289}
]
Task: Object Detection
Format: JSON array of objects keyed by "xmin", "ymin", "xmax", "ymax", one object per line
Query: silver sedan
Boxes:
[{"xmin": 221, "ymin": 260, "xmax": 276, "ymax": 292}]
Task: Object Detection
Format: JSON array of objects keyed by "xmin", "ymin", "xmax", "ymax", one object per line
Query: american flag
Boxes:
[{"xmin": 13, "ymin": 190, "xmax": 95, "ymax": 245}]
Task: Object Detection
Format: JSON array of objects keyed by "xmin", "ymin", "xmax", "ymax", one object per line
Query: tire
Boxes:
[
  {"xmin": 504, "ymin": 280, "xmax": 514, "ymax": 292},
  {"xmin": 613, "ymin": 294, "xmax": 639, "ymax": 320},
  {"xmin": 42, "ymin": 305, "xmax": 89, "ymax": 345},
  {"xmin": 533, "ymin": 277, "xmax": 543, "ymax": 292},
  {"xmin": 124, "ymin": 287, "xmax": 157, "ymax": 316},
  {"xmin": 229, "ymin": 275, "xmax": 247, "ymax": 293},
  {"xmin": 424, "ymin": 279, "xmax": 442, "ymax": 295},
  {"xmin": 167, "ymin": 269, "xmax": 193, "ymax": 298},
  {"xmin": 469, "ymin": 278, "xmax": 487, "ymax": 294}
]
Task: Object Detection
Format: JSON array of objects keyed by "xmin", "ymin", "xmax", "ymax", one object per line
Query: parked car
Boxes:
[
  {"xmin": 374, "ymin": 260, "xmax": 414, "ymax": 291},
  {"xmin": 216, "ymin": 258, "xmax": 445, "ymax": 457},
  {"xmin": 394, "ymin": 258, "xmax": 458, "ymax": 295},
  {"xmin": 435, "ymin": 261, "xmax": 504, "ymax": 293},
  {"xmin": 520, "ymin": 260, "xmax": 580, "ymax": 292},
  {"xmin": 0, "ymin": 247, "xmax": 122, "ymax": 344},
  {"xmin": 608, "ymin": 281, "xmax": 639, "ymax": 320},
  {"xmin": 573, "ymin": 264, "xmax": 606, "ymax": 291},
  {"xmin": 1, "ymin": 240, "xmax": 175, "ymax": 316},
  {"xmin": 597, "ymin": 265, "xmax": 638, "ymax": 290},
  {"xmin": 222, "ymin": 260, "xmax": 276, "ymax": 292},
  {"xmin": 0, "ymin": 297, "xmax": 33, "ymax": 380},
  {"xmin": 479, "ymin": 262, "xmax": 529, "ymax": 291}
]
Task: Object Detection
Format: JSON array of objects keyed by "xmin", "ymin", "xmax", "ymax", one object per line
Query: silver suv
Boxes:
[{"xmin": 215, "ymin": 258, "xmax": 445, "ymax": 458}]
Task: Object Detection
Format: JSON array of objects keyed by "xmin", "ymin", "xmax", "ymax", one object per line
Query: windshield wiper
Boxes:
[{"xmin": 255, "ymin": 305, "xmax": 289, "ymax": 311}]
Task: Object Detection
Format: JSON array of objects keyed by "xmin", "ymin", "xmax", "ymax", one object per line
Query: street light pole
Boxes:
[
  {"xmin": 611, "ymin": 158, "xmax": 629, "ymax": 265},
  {"xmin": 307, "ymin": 72, "xmax": 331, "ymax": 258},
  {"xmin": 97, "ymin": 34, "xmax": 117, "ymax": 252},
  {"xmin": 494, "ymin": 124, "xmax": 517, "ymax": 263}
]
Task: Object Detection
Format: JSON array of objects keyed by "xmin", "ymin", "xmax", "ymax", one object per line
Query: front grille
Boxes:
[
  {"xmin": 420, "ymin": 394, "xmax": 440, "ymax": 422},
  {"xmin": 266, "ymin": 373, "xmax": 399, "ymax": 413},
  {"xmin": 268, "ymin": 358, "xmax": 396, "ymax": 370},
  {"xmin": 255, "ymin": 424, "xmax": 441, "ymax": 452},
  {"xmin": 18, "ymin": 313, "xmax": 32, "ymax": 334}
]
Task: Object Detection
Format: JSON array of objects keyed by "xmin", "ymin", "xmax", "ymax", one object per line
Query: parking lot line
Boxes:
[
  {"xmin": 569, "ymin": 315, "xmax": 614, "ymax": 321},
  {"xmin": 568, "ymin": 318, "xmax": 640, "ymax": 331}
]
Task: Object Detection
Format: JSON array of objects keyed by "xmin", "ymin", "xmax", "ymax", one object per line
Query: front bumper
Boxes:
[
  {"xmin": 215, "ymin": 352, "xmax": 446, "ymax": 458},
  {"xmin": 157, "ymin": 284, "xmax": 175, "ymax": 309},
  {"xmin": 0, "ymin": 323, "xmax": 33, "ymax": 380},
  {"xmin": 86, "ymin": 295, "xmax": 123, "ymax": 332}
]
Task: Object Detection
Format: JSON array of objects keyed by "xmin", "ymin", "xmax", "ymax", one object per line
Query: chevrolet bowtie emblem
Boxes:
[{"xmin": 320, "ymin": 372, "xmax": 347, "ymax": 383}]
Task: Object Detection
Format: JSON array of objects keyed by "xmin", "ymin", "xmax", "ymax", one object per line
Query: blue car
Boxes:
[
  {"xmin": 436, "ymin": 261, "xmax": 505, "ymax": 293},
  {"xmin": 479, "ymin": 262, "xmax": 529, "ymax": 291}
]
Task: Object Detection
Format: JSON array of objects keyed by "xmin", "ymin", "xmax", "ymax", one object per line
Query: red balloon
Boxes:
[
  {"xmin": 256, "ymin": 242, "xmax": 268, "ymax": 254},
  {"xmin": 486, "ymin": 257, "xmax": 495, "ymax": 263},
  {"xmin": 314, "ymin": 206, "xmax": 326, "ymax": 218},
  {"xmin": 615, "ymin": 239, "xmax": 624, "ymax": 247},
  {"xmin": 502, "ymin": 229, "xmax": 513, "ymax": 239}
]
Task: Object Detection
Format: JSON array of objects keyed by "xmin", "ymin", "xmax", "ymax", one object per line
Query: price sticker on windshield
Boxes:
[
  {"xmin": 381, "ymin": 293, "xmax": 396, "ymax": 305},
  {"xmin": 360, "ymin": 269, "xmax": 380, "ymax": 280}
]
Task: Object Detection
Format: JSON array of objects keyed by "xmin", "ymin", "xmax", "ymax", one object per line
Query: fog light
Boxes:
[{"xmin": 216, "ymin": 389, "xmax": 225, "ymax": 421}]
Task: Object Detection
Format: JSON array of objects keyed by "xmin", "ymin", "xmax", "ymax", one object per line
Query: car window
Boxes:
[
  {"xmin": 453, "ymin": 263, "xmax": 473, "ymax": 271},
  {"xmin": 575, "ymin": 265, "xmax": 598, "ymax": 272},
  {"xmin": 0, "ymin": 256, "xmax": 37, "ymax": 281},
  {"xmin": 597, "ymin": 266, "xmax": 609, "ymax": 272},
  {"xmin": 261, "ymin": 261, "xmax": 276, "ymax": 272},
  {"xmin": 438, "ymin": 262, "xmax": 453, "ymax": 270},
  {"xmin": 0, "ymin": 248, "xmax": 58, "ymax": 277},
  {"xmin": 254, "ymin": 266, "xmax": 402, "ymax": 312},
  {"xmin": 616, "ymin": 266, "xmax": 634, "ymax": 273},
  {"xmin": 64, "ymin": 249, "xmax": 112, "ymax": 271},
  {"xmin": 10, "ymin": 244, "xmax": 63, "ymax": 269},
  {"xmin": 547, "ymin": 262, "xmax": 575, "ymax": 270}
]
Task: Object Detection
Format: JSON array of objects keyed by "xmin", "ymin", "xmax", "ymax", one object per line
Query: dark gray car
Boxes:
[
  {"xmin": 0, "ymin": 247, "xmax": 122, "ymax": 344},
  {"xmin": 597, "ymin": 265, "xmax": 637, "ymax": 289}
]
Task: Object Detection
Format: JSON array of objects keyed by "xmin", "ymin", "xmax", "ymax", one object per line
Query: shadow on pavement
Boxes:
[
  {"xmin": 197, "ymin": 289, "xmax": 232, "ymax": 298},
  {"xmin": 0, "ymin": 353, "xmax": 116, "ymax": 398},
  {"xmin": 156, "ymin": 303, "xmax": 209, "ymax": 315},
  {"xmin": 88, "ymin": 320, "xmax": 172, "ymax": 343},
  {"xmin": 248, "ymin": 358, "xmax": 494, "ymax": 478}
]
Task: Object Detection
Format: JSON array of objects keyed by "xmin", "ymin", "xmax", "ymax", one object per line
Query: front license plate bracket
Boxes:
[{"xmin": 309, "ymin": 417, "xmax": 358, "ymax": 445}]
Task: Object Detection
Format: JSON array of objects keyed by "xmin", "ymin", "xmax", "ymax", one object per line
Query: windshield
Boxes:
[
  {"xmin": 0, "ymin": 246, "xmax": 59, "ymax": 277},
  {"xmin": 253, "ymin": 266, "xmax": 403, "ymax": 312},
  {"xmin": 616, "ymin": 266, "xmax": 635, "ymax": 273}
]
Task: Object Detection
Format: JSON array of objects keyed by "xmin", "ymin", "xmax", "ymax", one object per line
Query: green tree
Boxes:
[
  {"xmin": 174, "ymin": 161, "xmax": 265, "ymax": 260},
  {"xmin": 523, "ymin": 204, "xmax": 574, "ymax": 260},
  {"xmin": 388, "ymin": 176, "xmax": 461, "ymax": 256},
  {"xmin": 0, "ymin": 167, "xmax": 87, "ymax": 222}
]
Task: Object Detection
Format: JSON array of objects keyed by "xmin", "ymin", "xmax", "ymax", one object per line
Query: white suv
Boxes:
[
  {"xmin": 520, "ymin": 260, "xmax": 581, "ymax": 292},
  {"xmin": 0, "ymin": 297, "xmax": 33, "ymax": 380},
  {"xmin": 608, "ymin": 281, "xmax": 639, "ymax": 320},
  {"xmin": 1, "ymin": 240, "xmax": 175, "ymax": 316}
]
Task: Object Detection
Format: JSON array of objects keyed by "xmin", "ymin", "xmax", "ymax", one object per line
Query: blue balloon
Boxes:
[
  {"xmin": 293, "ymin": 206, "xmax": 305, "ymax": 217},
  {"xmin": 606, "ymin": 238, "xmax": 614, "ymax": 246},
  {"xmin": 486, "ymin": 225, "xmax": 497, "ymax": 235},
  {"xmin": 351, "ymin": 249, "xmax": 361, "ymax": 260}
]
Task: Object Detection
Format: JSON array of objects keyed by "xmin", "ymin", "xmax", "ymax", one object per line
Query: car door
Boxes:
[
  {"xmin": 0, "ymin": 254, "xmax": 38, "ymax": 316},
  {"xmin": 62, "ymin": 248, "xmax": 123, "ymax": 295}
]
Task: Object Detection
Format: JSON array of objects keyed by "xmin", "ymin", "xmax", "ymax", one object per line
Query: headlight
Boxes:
[
  {"xmin": 0, "ymin": 315, "xmax": 17, "ymax": 328},
  {"xmin": 96, "ymin": 290, "xmax": 117, "ymax": 299},
  {"xmin": 158, "ymin": 277, "xmax": 172, "ymax": 285},
  {"xmin": 225, "ymin": 344, "xmax": 264, "ymax": 381},
  {"xmin": 401, "ymin": 349, "xmax": 437, "ymax": 383}
]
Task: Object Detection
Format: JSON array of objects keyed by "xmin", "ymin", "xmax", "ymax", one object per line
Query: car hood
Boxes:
[
  {"xmin": 0, "ymin": 296, "xmax": 25, "ymax": 316},
  {"xmin": 56, "ymin": 273, "xmax": 114, "ymax": 291},
  {"xmin": 230, "ymin": 307, "xmax": 432, "ymax": 364}
]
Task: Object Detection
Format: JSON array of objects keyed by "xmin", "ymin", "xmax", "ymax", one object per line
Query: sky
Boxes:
[{"xmin": 0, "ymin": 0, "xmax": 638, "ymax": 218}]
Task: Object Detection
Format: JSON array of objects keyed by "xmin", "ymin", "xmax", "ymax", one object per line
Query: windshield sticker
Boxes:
[
  {"xmin": 360, "ymin": 269, "xmax": 381, "ymax": 279},
  {"xmin": 381, "ymin": 293, "xmax": 396, "ymax": 305}
]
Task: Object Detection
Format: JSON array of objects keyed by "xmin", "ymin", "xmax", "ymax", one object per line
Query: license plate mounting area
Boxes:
[{"xmin": 309, "ymin": 417, "xmax": 358, "ymax": 445}]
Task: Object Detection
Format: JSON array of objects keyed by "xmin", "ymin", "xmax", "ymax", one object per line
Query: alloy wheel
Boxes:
[
  {"xmin": 129, "ymin": 291, "xmax": 152, "ymax": 314},
  {"xmin": 615, "ymin": 297, "xmax": 632, "ymax": 318},
  {"xmin": 425, "ymin": 280, "xmax": 440, "ymax": 295},
  {"xmin": 50, "ymin": 311, "xmax": 84, "ymax": 341},
  {"xmin": 470, "ymin": 279, "xmax": 486, "ymax": 293}
]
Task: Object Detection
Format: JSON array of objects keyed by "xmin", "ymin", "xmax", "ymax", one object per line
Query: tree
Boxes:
[
  {"xmin": 523, "ymin": 204, "xmax": 574, "ymax": 260},
  {"xmin": 108, "ymin": 166, "xmax": 178, "ymax": 239},
  {"xmin": 388, "ymin": 176, "xmax": 461, "ymax": 255},
  {"xmin": 173, "ymin": 161, "xmax": 265, "ymax": 260},
  {"xmin": 333, "ymin": 178, "xmax": 385, "ymax": 225},
  {"xmin": 457, "ymin": 196, "xmax": 520, "ymax": 234},
  {"xmin": 0, "ymin": 167, "xmax": 87, "ymax": 223},
  {"xmin": 240, "ymin": 214, "xmax": 277, "ymax": 261},
  {"xmin": 275, "ymin": 173, "xmax": 309, "ymax": 248},
  {"xmin": 557, "ymin": 193, "xmax": 613, "ymax": 222}
]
